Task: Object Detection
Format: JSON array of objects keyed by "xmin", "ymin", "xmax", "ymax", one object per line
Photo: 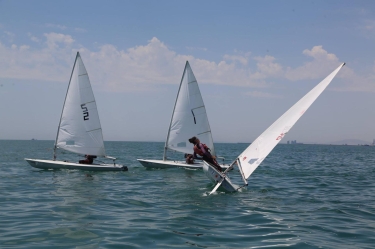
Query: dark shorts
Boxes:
[{"xmin": 203, "ymin": 155, "xmax": 222, "ymax": 171}]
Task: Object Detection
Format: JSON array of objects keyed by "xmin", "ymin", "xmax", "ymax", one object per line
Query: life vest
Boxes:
[{"xmin": 194, "ymin": 143, "xmax": 208, "ymax": 156}]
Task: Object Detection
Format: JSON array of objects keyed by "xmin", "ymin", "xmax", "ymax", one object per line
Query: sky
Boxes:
[{"xmin": 0, "ymin": 0, "xmax": 374, "ymax": 144}]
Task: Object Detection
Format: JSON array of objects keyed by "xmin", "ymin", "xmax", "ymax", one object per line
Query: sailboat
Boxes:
[
  {"xmin": 25, "ymin": 52, "xmax": 127, "ymax": 171},
  {"xmin": 204, "ymin": 63, "xmax": 345, "ymax": 194},
  {"xmin": 138, "ymin": 61, "xmax": 225, "ymax": 169}
]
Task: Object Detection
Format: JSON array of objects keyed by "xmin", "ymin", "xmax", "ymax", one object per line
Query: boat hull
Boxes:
[
  {"xmin": 137, "ymin": 159, "xmax": 203, "ymax": 169},
  {"xmin": 25, "ymin": 158, "xmax": 128, "ymax": 171},
  {"xmin": 203, "ymin": 161, "xmax": 239, "ymax": 192},
  {"xmin": 137, "ymin": 159, "xmax": 231, "ymax": 170}
]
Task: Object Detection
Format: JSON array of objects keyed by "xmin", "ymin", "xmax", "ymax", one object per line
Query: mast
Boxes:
[
  {"xmin": 53, "ymin": 52, "xmax": 80, "ymax": 160},
  {"xmin": 163, "ymin": 61, "xmax": 189, "ymax": 160}
]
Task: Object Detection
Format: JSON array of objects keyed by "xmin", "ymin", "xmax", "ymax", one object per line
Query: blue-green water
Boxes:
[{"xmin": 1, "ymin": 140, "xmax": 375, "ymax": 248}]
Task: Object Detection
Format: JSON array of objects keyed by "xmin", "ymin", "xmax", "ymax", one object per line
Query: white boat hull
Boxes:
[
  {"xmin": 137, "ymin": 159, "xmax": 231, "ymax": 170},
  {"xmin": 203, "ymin": 161, "xmax": 239, "ymax": 192},
  {"xmin": 25, "ymin": 158, "xmax": 128, "ymax": 171},
  {"xmin": 137, "ymin": 159, "xmax": 204, "ymax": 169}
]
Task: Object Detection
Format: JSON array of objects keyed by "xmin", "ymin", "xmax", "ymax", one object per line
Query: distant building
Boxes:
[
  {"xmin": 372, "ymin": 139, "xmax": 375, "ymax": 146},
  {"xmin": 287, "ymin": 140, "xmax": 303, "ymax": 145}
]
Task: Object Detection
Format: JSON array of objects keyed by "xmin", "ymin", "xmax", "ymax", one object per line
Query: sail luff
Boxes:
[
  {"xmin": 238, "ymin": 63, "xmax": 345, "ymax": 179},
  {"xmin": 163, "ymin": 61, "xmax": 189, "ymax": 160},
  {"xmin": 53, "ymin": 52, "xmax": 79, "ymax": 160}
]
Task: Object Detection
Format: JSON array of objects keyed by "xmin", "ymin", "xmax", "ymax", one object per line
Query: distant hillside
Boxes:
[{"xmin": 329, "ymin": 139, "xmax": 371, "ymax": 145}]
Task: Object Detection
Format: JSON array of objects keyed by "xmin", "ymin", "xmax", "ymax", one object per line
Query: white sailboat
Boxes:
[
  {"xmin": 25, "ymin": 52, "xmax": 127, "ymax": 171},
  {"xmin": 138, "ymin": 61, "xmax": 224, "ymax": 169},
  {"xmin": 204, "ymin": 63, "xmax": 345, "ymax": 194}
]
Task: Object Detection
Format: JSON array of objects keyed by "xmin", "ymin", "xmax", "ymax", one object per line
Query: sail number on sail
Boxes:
[
  {"xmin": 81, "ymin": 104, "xmax": 89, "ymax": 120},
  {"xmin": 276, "ymin": 132, "xmax": 286, "ymax": 140}
]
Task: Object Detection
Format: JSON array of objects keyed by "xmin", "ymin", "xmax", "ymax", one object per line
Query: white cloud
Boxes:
[
  {"xmin": 364, "ymin": 19, "xmax": 375, "ymax": 31},
  {"xmin": 0, "ymin": 34, "xmax": 373, "ymax": 92},
  {"xmin": 4, "ymin": 31, "xmax": 15, "ymax": 42},
  {"xmin": 44, "ymin": 32, "xmax": 74, "ymax": 49},
  {"xmin": 186, "ymin": 46, "xmax": 207, "ymax": 51},
  {"xmin": 329, "ymin": 63, "xmax": 375, "ymax": 92},
  {"xmin": 19, "ymin": 45, "xmax": 30, "ymax": 51},
  {"xmin": 253, "ymin": 55, "xmax": 283, "ymax": 79},
  {"xmin": 45, "ymin": 23, "xmax": 67, "ymax": 30},
  {"xmin": 28, "ymin": 32, "xmax": 40, "ymax": 43},
  {"xmin": 223, "ymin": 54, "xmax": 248, "ymax": 65},
  {"xmin": 74, "ymin": 27, "xmax": 87, "ymax": 33},
  {"xmin": 361, "ymin": 19, "xmax": 375, "ymax": 39},
  {"xmin": 0, "ymin": 34, "xmax": 74, "ymax": 82},
  {"xmin": 283, "ymin": 46, "xmax": 375, "ymax": 92},
  {"xmin": 285, "ymin": 45, "xmax": 341, "ymax": 81},
  {"xmin": 244, "ymin": 91, "xmax": 282, "ymax": 99},
  {"xmin": 82, "ymin": 37, "xmax": 267, "ymax": 90}
]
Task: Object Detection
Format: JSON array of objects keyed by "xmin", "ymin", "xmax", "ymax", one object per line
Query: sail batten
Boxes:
[
  {"xmin": 86, "ymin": 128, "xmax": 101, "ymax": 132},
  {"xmin": 164, "ymin": 61, "xmax": 216, "ymax": 156},
  {"xmin": 197, "ymin": 131, "xmax": 212, "ymax": 135}
]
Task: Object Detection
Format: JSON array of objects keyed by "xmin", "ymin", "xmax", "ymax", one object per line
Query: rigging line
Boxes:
[
  {"xmin": 54, "ymin": 52, "xmax": 79, "ymax": 160},
  {"xmin": 164, "ymin": 61, "xmax": 188, "ymax": 161}
]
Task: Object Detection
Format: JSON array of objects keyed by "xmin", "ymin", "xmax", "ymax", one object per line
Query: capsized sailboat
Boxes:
[
  {"xmin": 25, "ymin": 52, "xmax": 127, "ymax": 171},
  {"xmin": 204, "ymin": 63, "xmax": 345, "ymax": 194},
  {"xmin": 138, "ymin": 61, "xmax": 226, "ymax": 169}
]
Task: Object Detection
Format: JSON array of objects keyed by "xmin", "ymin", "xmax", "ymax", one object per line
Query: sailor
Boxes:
[
  {"xmin": 188, "ymin": 136, "xmax": 223, "ymax": 171},
  {"xmin": 185, "ymin": 153, "xmax": 194, "ymax": 164},
  {"xmin": 79, "ymin": 155, "xmax": 97, "ymax": 164}
]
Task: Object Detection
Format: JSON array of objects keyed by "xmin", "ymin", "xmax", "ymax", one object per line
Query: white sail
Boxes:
[
  {"xmin": 165, "ymin": 61, "xmax": 215, "ymax": 157},
  {"xmin": 55, "ymin": 52, "xmax": 106, "ymax": 157},
  {"xmin": 238, "ymin": 63, "xmax": 345, "ymax": 179}
]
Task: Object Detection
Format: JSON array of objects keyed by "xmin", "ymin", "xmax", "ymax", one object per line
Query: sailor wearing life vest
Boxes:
[{"xmin": 188, "ymin": 136, "xmax": 223, "ymax": 171}]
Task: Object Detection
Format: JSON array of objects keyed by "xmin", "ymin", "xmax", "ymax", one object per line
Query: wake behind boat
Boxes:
[
  {"xmin": 25, "ymin": 52, "xmax": 127, "ymax": 171},
  {"xmin": 205, "ymin": 63, "xmax": 345, "ymax": 194},
  {"xmin": 138, "ymin": 61, "xmax": 227, "ymax": 170}
]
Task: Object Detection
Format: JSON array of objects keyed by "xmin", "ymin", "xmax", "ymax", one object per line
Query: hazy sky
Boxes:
[{"xmin": 0, "ymin": 1, "xmax": 374, "ymax": 144}]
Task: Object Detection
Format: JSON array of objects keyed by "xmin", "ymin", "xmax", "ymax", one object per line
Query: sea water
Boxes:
[{"xmin": 0, "ymin": 140, "xmax": 374, "ymax": 248}]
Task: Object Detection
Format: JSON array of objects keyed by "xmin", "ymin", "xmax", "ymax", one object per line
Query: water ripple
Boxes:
[{"xmin": 0, "ymin": 141, "xmax": 375, "ymax": 248}]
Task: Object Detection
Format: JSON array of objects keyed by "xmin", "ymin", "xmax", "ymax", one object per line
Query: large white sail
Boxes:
[
  {"xmin": 165, "ymin": 61, "xmax": 215, "ymax": 157},
  {"xmin": 55, "ymin": 52, "xmax": 106, "ymax": 157},
  {"xmin": 238, "ymin": 63, "xmax": 345, "ymax": 179}
]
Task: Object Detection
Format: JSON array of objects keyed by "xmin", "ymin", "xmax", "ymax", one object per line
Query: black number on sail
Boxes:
[
  {"xmin": 191, "ymin": 110, "xmax": 196, "ymax": 124},
  {"xmin": 81, "ymin": 104, "xmax": 89, "ymax": 120}
]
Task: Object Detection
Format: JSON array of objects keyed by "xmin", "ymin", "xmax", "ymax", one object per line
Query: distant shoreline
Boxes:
[{"xmin": 0, "ymin": 139, "xmax": 373, "ymax": 146}]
